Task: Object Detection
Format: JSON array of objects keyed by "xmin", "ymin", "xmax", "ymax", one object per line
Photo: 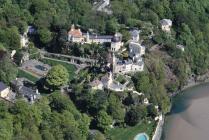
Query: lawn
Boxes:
[
  {"xmin": 17, "ymin": 69, "xmax": 39, "ymax": 83},
  {"xmin": 40, "ymin": 58, "xmax": 77, "ymax": 80},
  {"xmin": 107, "ymin": 121, "xmax": 156, "ymax": 140}
]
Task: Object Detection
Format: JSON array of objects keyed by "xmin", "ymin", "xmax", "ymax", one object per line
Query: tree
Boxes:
[
  {"xmin": 147, "ymin": 104, "xmax": 158, "ymax": 118},
  {"xmin": 0, "ymin": 43, "xmax": 6, "ymax": 51},
  {"xmin": 46, "ymin": 65, "xmax": 69, "ymax": 90},
  {"xmin": 96, "ymin": 111, "xmax": 112, "ymax": 133},
  {"xmin": 132, "ymin": 72, "xmax": 151, "ymax": 94},
  {"xmin": 0, "ymin": 52, "xmax": 18, "ymax": 84},
  {"xmin": 38, "ymin": 28, "xmax": 52, "ymax": 44},
  {"xmin": 107, "ymin": 94, "xmax": 125, "ymax": 123},
  {"xmin": 125, "ymin": 105, "xmax": 147, "ymax": 126},
  {"xmin": 106, "ymin": 18, "xmax": 119, "ymax": 34}
]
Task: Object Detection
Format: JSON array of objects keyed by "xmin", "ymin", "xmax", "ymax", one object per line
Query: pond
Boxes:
[{"xmin": 134, "ymin": 133, "xmax": 149, "ymax": 140}]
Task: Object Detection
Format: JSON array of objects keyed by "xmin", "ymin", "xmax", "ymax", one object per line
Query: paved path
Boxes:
[
  {"xmin": 42, "ymin": 57, "xmax": 86, "ymax": 68},
  {"xmin": 40, "ymin": 50, "xmax": 98, "ymax": 64},
  {"xmin": 152, "ymin": 115, "xmax": 164, "ymax": 140}
]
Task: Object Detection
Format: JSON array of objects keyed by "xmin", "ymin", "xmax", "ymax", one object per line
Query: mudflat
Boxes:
[{"xmin": 164, "ymin": 83, "xmax": 209, "ymax": 140}]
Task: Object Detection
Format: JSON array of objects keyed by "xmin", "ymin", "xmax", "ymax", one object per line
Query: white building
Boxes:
[
  {"xmin": 20, "ymin": 26, "xmax": 35, "ymax": 48},
  {"xmin": 68, "ymin": 24, "xmax": 84, "ymax": 43},
  {"xmin": 20, "ymin": 34, "xmax": 29, "ymax": 48},
  {"xmin": 0, "ymin": 82, "xmax": 10, "ymax": 98},
  {"xmin": 101, "ymin": 72, "xmax": 125, "ymax": 92},
  {"xmin": 176, "ymin": 44, "xmax": 185, "ymax": 52},
  {"xmin": 84, "ymin": 32, "xmax": 112, "ymax": 44},
  {"xmin": 93, "ymin": 0, "xmax": 112, "ymax": 14},
  {"xmin": 130, "ymin": 29, "xmax": 140, "ymax": 42},
  {"xmin": 160, "ymin": 19, "xmax": 172, "ymax": 32},
  {"xmin": 111, "ymin": 33, "xmax": 123, "ymax": 52},
  {"xmin": 68, "ymin": 25, "xmax": 122, "ymax": 45},
  {"xmin": 129, "ymin": 42, "xmax": 145, "ymax": 57},
  {"xmin": 112, "ymin": 54, "xmax": 144, "ymax": 74}
]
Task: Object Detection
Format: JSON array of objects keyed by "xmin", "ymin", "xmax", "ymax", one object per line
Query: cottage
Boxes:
[
  {"xmin": 0, "ymin": 82, "xmax": 16, "ymax": 101},
  {"xmin": 160, "ymin": 19, "xmax": 172, "ymax": 32},
  {"xmin": 111, "ymin": 33, "xmax": 123, "ymax": 52},
  {"xmin": 176, "ymin": 44, "xmax": 185, "ymax": 52},
  {"xmin": 0, "ymin": 82, "xmax": 10, "ymax": 98},
  {"xmin": 11, "ymin": 78, "xmax": 40, "ymax": 103},
  {"xmin": 93, "ymin": 0, "xmax": 112, "ymax": 14},
  {"xmin": 90, "ymin": 80, "xmax": 103, "ymax": 90}
]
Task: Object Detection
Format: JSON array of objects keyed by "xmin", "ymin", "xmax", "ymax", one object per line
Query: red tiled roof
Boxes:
[{"xmin": 68, "ymin": 29, "xmax": 82, "ymax": 38}]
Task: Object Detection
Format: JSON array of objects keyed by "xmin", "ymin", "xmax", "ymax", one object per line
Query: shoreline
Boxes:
[
  {"xmin": 171, "ymin": 77, "xmax": 209, "ymax": 97},
  {"xmin": 159, "ymin": 77, "xmax": 209, "ymax": 140}
]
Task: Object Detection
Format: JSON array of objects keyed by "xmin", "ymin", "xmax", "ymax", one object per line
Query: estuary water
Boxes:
[{"xmin": 162, "ymin": 82, "xmax": 209, "ymax": 140}]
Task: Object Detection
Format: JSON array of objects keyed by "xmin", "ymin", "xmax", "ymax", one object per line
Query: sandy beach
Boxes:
[{"xmin": 164, "ymin": 83, "xmax": 209, "ymax": 140}]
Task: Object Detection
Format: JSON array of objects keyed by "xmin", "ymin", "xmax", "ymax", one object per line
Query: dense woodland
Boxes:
[{"xmin": 1, "ymin": 0, "xmax": 209, "ymax": 139}]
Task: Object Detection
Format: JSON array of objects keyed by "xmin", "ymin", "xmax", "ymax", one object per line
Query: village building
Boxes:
[
  {"xmin": 160, "ymin": 19, "xmax": 172, "ymax": 32},
  {"xmin": 129, "ymin": 41, "xmax": 145, "ymax": 57},
  {"xmin": 20, "ymin": 26, "xmax": 34, "ymax": 48},
  {"xmin": 68, "ymin": 24, "xmax": 84, "ymax": 43},
  {"xmin": 93, "ymin": 0, "xmax": 112, "ymax": 14},
  {"xmin": 176, "ymin": 44, "xmax": 185, "ymax": 52},
  {"xmin": 10, "ymin": 50, "xmax": 16, "ymax": 60},
  {"xmin": 112, "ymin": 54, "xmax": 144, "ymax": 74},
  {"xmin": 0, "ymin": 82, "xmax": 10, "ymax": 98},
  {"xmin": 68, "ymin": 25, "xmax": 123, "ymax": 47},
  {"xmin": 27, "ymin": 26, "xmax": 36, "ymax": 34},
  {"xmin": 90, "ymin": 79, "xmax": 103, "ymax": 90},
  {"xmin": 11, "ymin": 78, "xmax": 40, "ymax": 103},
  {"xmin": 100, "ymin": 72, "xmax": 125, "ymax": 92},
  {"xmin": 84, "ymin": 32, "xmax": 113, "ymax": 44},
  {"xmin": 130, "ymin": 29, "xmax": 140, "ymax": 42},
  {"xmin": 20, "ymin": 34, "xmax": 29, "ymax": 48},
  {"xmin": 112, "ymin": 41, "xmax": 145, "ymax": 74},
  {"xmin": 110, "ymin": 32, "xmax": 123, "ymax": 52},
  {"xmin": 0, "ymin": 81, "xmax": 16, "ymax": 102}
]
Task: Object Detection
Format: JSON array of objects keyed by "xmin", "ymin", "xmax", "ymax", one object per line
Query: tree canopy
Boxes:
[{"xmin": 46, "ymin": 65, "xmax": 69, "ymax": 90}]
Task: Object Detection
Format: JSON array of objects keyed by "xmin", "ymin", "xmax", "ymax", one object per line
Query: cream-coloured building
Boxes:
[
  {"xmin": 112, "ymin": 54, "xmax": 144, "ymax": 74},
  {"xmin": 111, "ymin": 33, "xmax": 123, "ymax": 52},
  {"xmin": 68, "ymin": 25, "xmax": 123, "ymax": 46},
  {"xmin": 129, "ymin": 42, "xmax": 145, "ymax": 57},
  {"xmin": 90, "ymin": 80, "xmax": 103, "ymax": 90},
  {"xmin": 0, "ymin": 82, "xmax": 10, "ymax": 98},
  {"xmin": 160, "ymin": 19, "xmax": 172, "ymax": 32},
  {"xmin": 68, "ymin": 25, "xmax": 84, "ymax": 43}
]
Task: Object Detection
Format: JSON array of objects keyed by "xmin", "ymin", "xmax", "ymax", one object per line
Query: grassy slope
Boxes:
[
  {"xmin": 17, "ymin": 69, "xmax": 39, "ymax": 83},
  {"xmin": 107, "ymin": 121, "xmax": 156, "ymax": 140},
  {"xmin": 40, "ymin": 58, "xmax": 77, "ymax": 80}
]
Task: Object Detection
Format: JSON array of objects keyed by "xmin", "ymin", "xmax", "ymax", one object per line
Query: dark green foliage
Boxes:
[
  {"xmin": 125, "ymin": 105, "xmax": 147, "ymax": 126},
  {"xmin": 0, "ymin": 52, "xmax": 18, "ymax": 84},
  {"xmin": 0, "ymin": 93, "xmax": 90, "ymax": 140}
]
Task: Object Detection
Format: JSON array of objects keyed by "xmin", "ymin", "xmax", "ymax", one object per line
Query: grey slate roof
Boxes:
[
  {"xmin": 0, "ymin": 82, "xmax": 7, "ymax": 91},
  {"xmin": 130, "ymin": 29, "xmax": 140, "ymax": 37},
  {"xmin": 160, "ymin": 19, "xmax": 172, "ymax": 26},
  {"xmin": 89, "ymin": 35, "xmax": 113, "ymax": 40}
]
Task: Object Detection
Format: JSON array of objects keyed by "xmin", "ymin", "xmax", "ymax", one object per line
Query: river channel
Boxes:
[{"xmin": 162, "ymin": 82, "xmax": 209, "ymax": 140}]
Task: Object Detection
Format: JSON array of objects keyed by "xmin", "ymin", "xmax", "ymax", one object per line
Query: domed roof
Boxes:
[{"xmin": 111, "ymin": 32, "xmax": 122, "ymax": 42}]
